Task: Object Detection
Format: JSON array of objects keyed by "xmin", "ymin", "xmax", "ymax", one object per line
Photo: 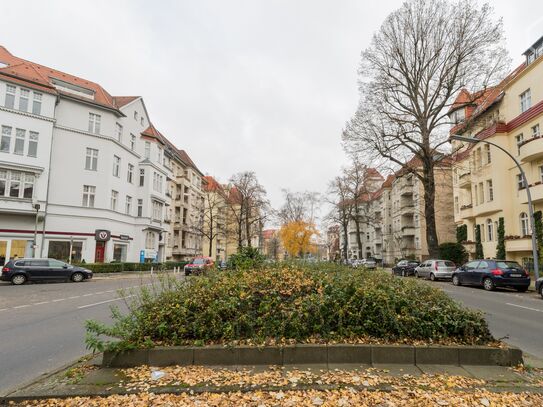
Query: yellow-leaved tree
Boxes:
[{"xmin": 279, "ymin": 221, "xmax": 319, "ymax": 258}]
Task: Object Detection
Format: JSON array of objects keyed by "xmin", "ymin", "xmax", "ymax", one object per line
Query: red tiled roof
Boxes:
[
  {"xmin": 141, "ymin": 124, "xmax": 166, "ymax": 145},
  {"xmin": 203, "ymin": 176, "xmax": 222, "ymax": 192},
  {"xmin": 262, "ymin": 229, "xmax": 277, "ymax": 240},
  {"xmin": 113, "ymin": 96, "xmax": 140, "ymax": 108},
  {"xmin": 381, "ymin": 174, "xmax": 395, "ymax": 188}
]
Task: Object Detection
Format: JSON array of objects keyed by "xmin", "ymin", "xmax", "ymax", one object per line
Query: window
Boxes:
[
  {"xmin": 115, "ymin": 122, "xmax": 123, "ymax": 142},
  {"xmin": 0, "ymin": 170, "xmax": 6, "ymax": 196},
  {"xmin": 32, "ymin": 92, "xmax": 42, "ymax": 115},
  {"xmin": 454, "ymin": 196, "xmax": 459, "ymax": 213},
  {"xmin": 5, "ymin": 84, "xmax": 15, "ymax": 109},
  {"xmin": 110, "ymin": 190, "xmax": 118, "ymax": 211},
  {"xmin": 19, "ymin": 88, "xmax": 29, "ymax": 112},
  {"xmin": 88, "ymin": 113, "xmax": 101, "ymax": 134},
  {"xmin": 520, "ymin": 89, "xmax": 532, "ymax": 113},
  {"xmin": 23, "ymin": 174, "xmax": 34, "ymax": 198},
  {"xmin": 8, "ymin": 172, "xmax": 19, "ymax": 198},
  {"xmin": 517, "ymin": 174, "xmax": 526, "ymax": 190},
  {"xmin": 540, "ymin": 165, "xmax": 543, "ymax": 183},
  {"xmin": 480, "ymin": 224, "xmax": 485, "ymax": 242},
  {"xmin": 0, "ymin": 170, "xmax": 33, "ymax": 199},
  {"xmin": 474, "ymin": 184, "xmax": 478, "ymax": 205},
  {"xmin": 85, "ymin": 148, "xmax": 98, "ymax": 171},
  {"xmin": 137, "ymin": 199, "xmax": 143, "ymax": 217},
  {"xmin": 82, "ymin": 185, "xmax": 95, "ymax": 207},
  {"xmin": 47, "ymin": 241, "xmax": 82, "ymax": 263},
  {"xmin": 487, "ymin": 219, "xmax": 494, "ymax": 242},
  {"xmin": 153, "ymin": 172, "xmax": 163, "ymax": 192},
  {"xmin": 520, "ymin": 212, "xmax": 530, "ymax": 236},
  {"xmin": 130, "ymin": 134, "xmax": 136, "ymax": 150},
  {"xmin": 1, "ymin": 126, "xmax": 12, "ymax": 152},
  {"xmin": 28, "ymin": 132, "xmax": 38, "ymax": 157},
  {"xmin": 139, "ymin": 169, "xmax": 145, "ymax": 186},
  {"xmin": 125, "ymin": 195, "xmax": 132, "ymax": 215},
  {"xmin": 134, "ymin": 111, "xmax": 138, "ymax": 120},
  {"xmin": 144, "ymin": 141, "xmax": 151, "ymax": 159},
  {"xmin": 146, "ymin": 231, "xmax": 155, "ymax": 249},
  {"xmin": 157, "ymin": 147, "xmax": 163, "ymax": 164},
  {"xmin": 127, "ymin": 164, "xmax": 134, "ymax": 183},
  {"xmin": 486, "ymin": 180, "xmax": 493, "ymax": 202},
  {"xmin": 140, "ymin": 117, "xmax": 144, "ymax": 126},
  {"xmin": 484, "ymin": 144, "xmax": 491, "ymax": 164},
  {"xmin": 14, "ymin": 129, "xmax": 25, "ymax": 155},
  {"xmin": 113, "ymin": 244, "xmax": 127, "ymax": 262},
  {"xmin": 516, "ymin": 134, "xmax": 524, "ymax": 155},
  {"xmin": 476, "ymin": 148, "xmax": 482, "ymax": 169},
  {"xmin": 113, "ymin": 155, "xmax": 120, "ymax": 177},
  {"xmin": 532, "ymin": 124, "xmax": 540, "ymax": 138},
  {"xmin": 152, "ymin": 201, "xmax": 163, "ymax": 220},
  {"xmin": 478, "ymin": 183, "xmax": 484, "ymax": 203}
]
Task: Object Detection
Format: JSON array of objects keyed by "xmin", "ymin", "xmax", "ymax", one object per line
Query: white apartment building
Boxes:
[{"xmin": 0, "ymin": 45, "xmax": 202, "ymax": 264}]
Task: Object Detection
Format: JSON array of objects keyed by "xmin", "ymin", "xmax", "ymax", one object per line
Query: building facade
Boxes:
[
  {"xmin": 451, "ymin": 35, "xmax": 543, "ymax": 267},
  {"xmin": 0, "ymin": 45, "xmax": 204, "ymax": 264}
]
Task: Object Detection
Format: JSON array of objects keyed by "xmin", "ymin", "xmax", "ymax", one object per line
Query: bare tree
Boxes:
[
  {"xmin": 266, "ymin": 235, "xmax": 281, "ymax": 260},
  {"xmin": 225, "ymin": 172, "xmax": 269, "ymax": 250},
  {"xmin": 277, "ymin": 190, "xmax": 321, "ymax": 225},
  {"xmin": 192, "ymin": 182, "xmax": 226, "ymax": 258},
  {"xmin": 342, "ymin": 0, "xmax": 509, "ymax": 257},
  {"xmin": 326, "ymin": 176, "xmax": 353, "ymax": 261}
]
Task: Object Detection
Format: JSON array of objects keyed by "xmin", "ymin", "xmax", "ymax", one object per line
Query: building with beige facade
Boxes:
[
  {"xmin": 451, "ymin": 35, "xmax": 543, "ymax": 268},
  {"xmin": 200, "ymin": 176, "xmax": 228, "ymax": 262}
]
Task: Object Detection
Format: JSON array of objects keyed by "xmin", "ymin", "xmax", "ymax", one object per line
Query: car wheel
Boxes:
[
  {"xmin": 540, "ymin": 284, "xmax": 543, "ymax": 299},
  {"xmin": 414, "ymin": 271, "xmax": 419, "ymax": 278},
  {"xmin": 402, "ymin": 270, "xmax": 407, "ymax": 277},
  {"xmin": 515, "ymin": 286, "xmax": 529, "ymax": 293},
  {"xmin": 483, "ymin": 278, "xmax": 495, "ymax": 291},
  {"xmin": 71, "ymin": 272, "xmax": 84, "ymax": 282},
  {"xmin": 430, "ymin": 273, "xmax": 436, "ymax": 281},
  {"xmin": 452, "ymin": 275, "xmax": 461, "ymax": 286},
  {"xmin": 11, "ymin": 274, "xmax": 27, "ymax": 285}
]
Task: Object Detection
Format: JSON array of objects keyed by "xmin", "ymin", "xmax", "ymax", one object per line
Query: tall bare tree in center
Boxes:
[{"xmin": 342, "ymin": 0, "xmax": 509, "ymax": 257}]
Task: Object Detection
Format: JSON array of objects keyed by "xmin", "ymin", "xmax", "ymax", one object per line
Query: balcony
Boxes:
[
  {"xmin": 400, "ymin": 183, "xmax": 414, "ymax": 196},
  {"xmin": 400, "ymin": 203, "xmax": 415, "ymax": 216},
  {"xmin": 519, "ymin": 137, "xmax": 543, "ymax": 162},
  {"xmin": 401, "ymin": 226, "xmax": 416, "ymax": 236},
  {"xmin": 459, "ymin": 204, "xmax": 474, "ymax": 219},
  {"xmin": 520, "ymin": 182, "xmax": 543, "ymax": 204},
  {"xmin": 505, "ymin": 236, "xmax": 532, "ymax": 252},
  {"xmin": 458, "ymin": 172, "xmax": 471, "ymax": 189},
  {"xmin": 473, "ymin": 200, "xmax": 501, "ymax": 217}
]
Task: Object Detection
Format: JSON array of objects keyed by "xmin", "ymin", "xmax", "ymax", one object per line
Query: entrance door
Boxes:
[
  {"xmin": 95, "ymin": 241, "xmax": 105, "ymax": 263},
  {"xmin": 0, "ymin": 241, "xmax": 7, "ymax": 265}
]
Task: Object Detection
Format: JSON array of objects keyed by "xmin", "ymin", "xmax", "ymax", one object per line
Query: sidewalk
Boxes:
[{"xmin": 4, "ymin": 355, "xmax": 543, "ymax": 406}]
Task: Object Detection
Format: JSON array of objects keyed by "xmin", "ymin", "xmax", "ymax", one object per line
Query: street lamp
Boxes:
[
  {"xmin": 450, "ymin": 135, "xmax": 539, "ymax": 281},
  {"xmin": 33, "ymin": 203, "xmax": 41, "ymax": 258}
]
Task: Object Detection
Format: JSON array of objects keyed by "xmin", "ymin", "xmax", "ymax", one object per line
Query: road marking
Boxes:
[
  {"xmin": 94, "ymin": 291, "xmax": 105, "ymax": 295},
  {"xmin": 52, "ymin": 298, "xmax": 65, "ymax": 302},
  {"xmin": 82, "ymin": 293, "xmax": 93, "ymax": 297},
  {"xmin": 33, "ymin": 301, "xmax": 49, "ymax": 305},
  {"xmin": 77, "ymin": 295, "xmax": 135, "ymax": 309},
  {"xmin": 506, "ymin": 303, "xmax": 543, "ymax": 313},
  {"xmin": 13, "ymin": 305, "xmax": 30, "ymax": 309},
  {"xmin": 0, "ymin": 308, "xmax": 7, "ymax": 312},
  {"xmin": 68, "ymin": 296, "xmax": 80, "ymax": 299},
  {"xmin": 104, "ymin": 290, "xmax": 114, "ymax": 293}
]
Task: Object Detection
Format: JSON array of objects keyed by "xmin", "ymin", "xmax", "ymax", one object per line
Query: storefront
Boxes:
[{"xmin": 0, "ymin": 238, "xmax": 33, "ymax": 265}]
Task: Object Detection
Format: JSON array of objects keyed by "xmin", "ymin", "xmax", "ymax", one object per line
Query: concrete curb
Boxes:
[{"xmin": 102, "ymin": 344, "xmax": 523, "ymax": 368}]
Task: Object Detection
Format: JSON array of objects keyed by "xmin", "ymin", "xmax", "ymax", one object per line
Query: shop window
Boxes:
[
  {"xmin": 47, "ymin": 241, "xmax": 83, "ymax": 262},
  {"xmin": 113, "ymin": 244, "xmax": 127, "ymax": 262}
]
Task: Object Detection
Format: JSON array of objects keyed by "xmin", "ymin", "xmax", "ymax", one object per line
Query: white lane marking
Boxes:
[
  {"xmin": 77, "ymin": 295, "xmax": 135, "ymax": 309},
  {"xmin": 104, "ymin": 290, "xmax": 114, "ymax": 293},
  {"xmin": 506, "ymin": 303, "xmax": 543, "ymax": 313},
  {"xmin": 68, "ymin": 296, "xmax": 80, "ymax": 299},
  {"xmin": 94, "ymin": 291, "xmax": 105, "ymax": 295},
  {"xmin": 13, "ymin": 305, "xmax": 30, "ymax": 309},
  {"xmin": 33, "ymin": 301, "xmax": 49, "ymax": 305},
  {"xmin": 0, "ymin": 308, "xmax": 7, "ymax": 312},
  {"xmin": 52, "ymin": 298, "xmax": 65, "ymax": 302},
  {"xmin": 82, "ymin": 293, "xmax": 93, "ymax": 297}
]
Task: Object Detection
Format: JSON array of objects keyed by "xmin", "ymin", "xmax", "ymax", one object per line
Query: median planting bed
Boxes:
[{"xmin": 86, "ymin": 264, "xmax": 495, "ymax": 354}]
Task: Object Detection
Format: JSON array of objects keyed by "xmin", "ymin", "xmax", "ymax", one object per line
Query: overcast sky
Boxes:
[{"xmin": 3, "ymin": 0, "xmax": 543, "ymax": 217}]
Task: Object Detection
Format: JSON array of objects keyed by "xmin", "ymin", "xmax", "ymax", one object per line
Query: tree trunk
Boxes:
[
  {"xmin": 353, "ymin": 208, "xmax": 363, "ymax": 259},
  {"xmin": 341, "ymin": 218, "xmax": 349, "ymax": 261},
  {"xmin": 422, "ymin": 162, "xmax": 440, "ymax": 258}
]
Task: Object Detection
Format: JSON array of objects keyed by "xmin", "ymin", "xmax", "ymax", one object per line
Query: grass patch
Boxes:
[{"xmin": 85, "ymin": 264, "xmax": 493, "ymax": 352}]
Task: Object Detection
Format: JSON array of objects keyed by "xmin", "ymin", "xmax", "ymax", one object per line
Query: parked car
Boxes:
[
  {"xmin": 536, "ymin": 277, "xmax": 543, "ymax": 299},
  {"xmin": 1, "ymin": 258, "xmax": 93, "ymax": 285},
  {"xmin": 415, "ymin": 259, "xmax": 456, "ymax": 281},
  {"xmin": 349, "ymin": 259, "xmax": 364, "ymax": 268},
  {"xmin": 362, "ymin": 258, "xmax": 377, "ymax": 270},
  {"xmin": 184, "ymin": 256, "xmax": 214, "ymax": 276},
  {"xmin": 452, "ymin": 259, "xmax": 530, "ymax": 292},
  {"xmin": 392, "ymin": 260, "xmax": 420, "ymax": 277}
]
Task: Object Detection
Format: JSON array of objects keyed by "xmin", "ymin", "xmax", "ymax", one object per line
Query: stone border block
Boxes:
[
  {"xmin": 193, "ymin": 346, "xmax": 239, "ymax": 366},
  {"xmin": 459, "ymin": 346, "xmax": 511, "ymax": 366},
  {"xmin": 416, "ymin": 346, "xmax": 459, "ymax": 365},
  {"xmin": 102, "ymin": 349, "xmax": 149, "ymax": 368},
  {"xmin": 282, "ymin": 345, "xmax": 327, "ymax": 365},
  {"xmin": 327, "ymin": 344, "xmax": 372, "ymax": 364},
  {"xmin": 238, "ymin": 346, "xmax": 282, "ymax": 366},
  {"xmin": 372, "ymin": 345, "xmax": 415, "ymax": 364},
  {"xmin": 148, "ymin": 347, "xmax": 194, "ymax": 367}
]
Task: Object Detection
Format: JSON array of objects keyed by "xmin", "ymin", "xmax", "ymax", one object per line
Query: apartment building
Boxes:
[
  {"xmin": 200, "ymin": 176, "xmax": 228, "ymax": 262},
  {"xmin": 0, "ymin": 45, "xmax": 203, "ymax": 264},
  {"xmin": 451, "ymin": 35, "xmax": 543, "ymax": 267},
  {"xmin": 341, "ymin": 162, "xmax": 455, "ymax": 265}
]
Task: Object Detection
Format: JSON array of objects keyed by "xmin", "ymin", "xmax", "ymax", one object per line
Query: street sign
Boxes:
[
  {"xmin": 119, "ymin": 234, "xmax": 130, "ymax": 241},
  {"xmin": 95, "ymin": 229, "xmax": 111, "ymax": 242}
]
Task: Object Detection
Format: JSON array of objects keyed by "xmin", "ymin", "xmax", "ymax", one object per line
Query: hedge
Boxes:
[
  {"xmin": 79, "ymin": 261, "xmax": 188, "ymax": 273},
  {"xmin": 85, "ymin": 264, "xmax": 493, "ymax": 352}
]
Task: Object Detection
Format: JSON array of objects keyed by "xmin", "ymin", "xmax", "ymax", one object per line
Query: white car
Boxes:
[{"xmin": 415, "ymin": 259, "xmax": 456, "ymax": 281}]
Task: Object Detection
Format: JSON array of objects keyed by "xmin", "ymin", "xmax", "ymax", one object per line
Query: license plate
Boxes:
[{"xmin": 510, "ymin": 273, "xmax": 521, "ymax": 277}]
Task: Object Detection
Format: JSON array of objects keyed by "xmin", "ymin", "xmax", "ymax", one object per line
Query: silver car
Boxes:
[{"xmin": 415, "ymin": 259, "xmax": 456, "ymax": 281}]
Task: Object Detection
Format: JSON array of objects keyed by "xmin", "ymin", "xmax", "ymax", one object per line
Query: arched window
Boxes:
[
  {"xmin": 487, "ymin": 219, "xmax": 494, "ymax": 242},
  {"xmin": 520, "ymin": 212, "xmax": 530, "ymax": 236}
]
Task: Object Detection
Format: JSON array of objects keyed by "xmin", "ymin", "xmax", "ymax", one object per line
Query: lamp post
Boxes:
[
  {"xmin": 450, "ymin": 135, "xmax": 539, "ymax": 281},
  {"xmin": 33, "ymin": 203, "xmax": 41, "ymax": 258}
]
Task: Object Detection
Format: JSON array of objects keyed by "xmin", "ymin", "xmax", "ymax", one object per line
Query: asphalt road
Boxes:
[
  {"xmin": 419, "ymin": 278, "xmax": 543, "ymax": 359},
  {"xmin": 0, "ymin": 272, "xmax": 183, "ymax": 396}
]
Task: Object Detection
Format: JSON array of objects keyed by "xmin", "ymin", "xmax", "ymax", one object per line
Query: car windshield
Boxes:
[
  {"xmin": 496, "ymin": 261, "xmax": 522, "ymax": 269},
  {"xmin": 192, "ymin": 258, "xmax": 206, "ymax": 265},
  {"xmin": 437, "ymin": 261, "xmax": 455, "ymax": 267}
]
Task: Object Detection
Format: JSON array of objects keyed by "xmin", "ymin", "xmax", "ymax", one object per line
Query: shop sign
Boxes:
[{"xmin": 95, "ymin": 230, "xmax": 111, "ymax": 242}]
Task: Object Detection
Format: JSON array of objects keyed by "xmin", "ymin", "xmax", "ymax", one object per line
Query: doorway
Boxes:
[
  {"xmin": 95, "ymin": 241, "xmax": 105, "ymax": 263},
  {"xmin": 0, "ymin": 241, "xmax": 7, "ymax": 265}
]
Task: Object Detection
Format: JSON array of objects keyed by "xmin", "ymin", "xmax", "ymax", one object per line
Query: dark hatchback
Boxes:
[
  {"xmin": 452, "ymin": 259, "xmax": 530, "ymax": 292},
  {"xmin": 392, "ymin": 260, "xmax": 420, "ymax": 277},
  {"xmin": 1, "ymin": 258, "xmax": 93, "ymax": 285}
]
